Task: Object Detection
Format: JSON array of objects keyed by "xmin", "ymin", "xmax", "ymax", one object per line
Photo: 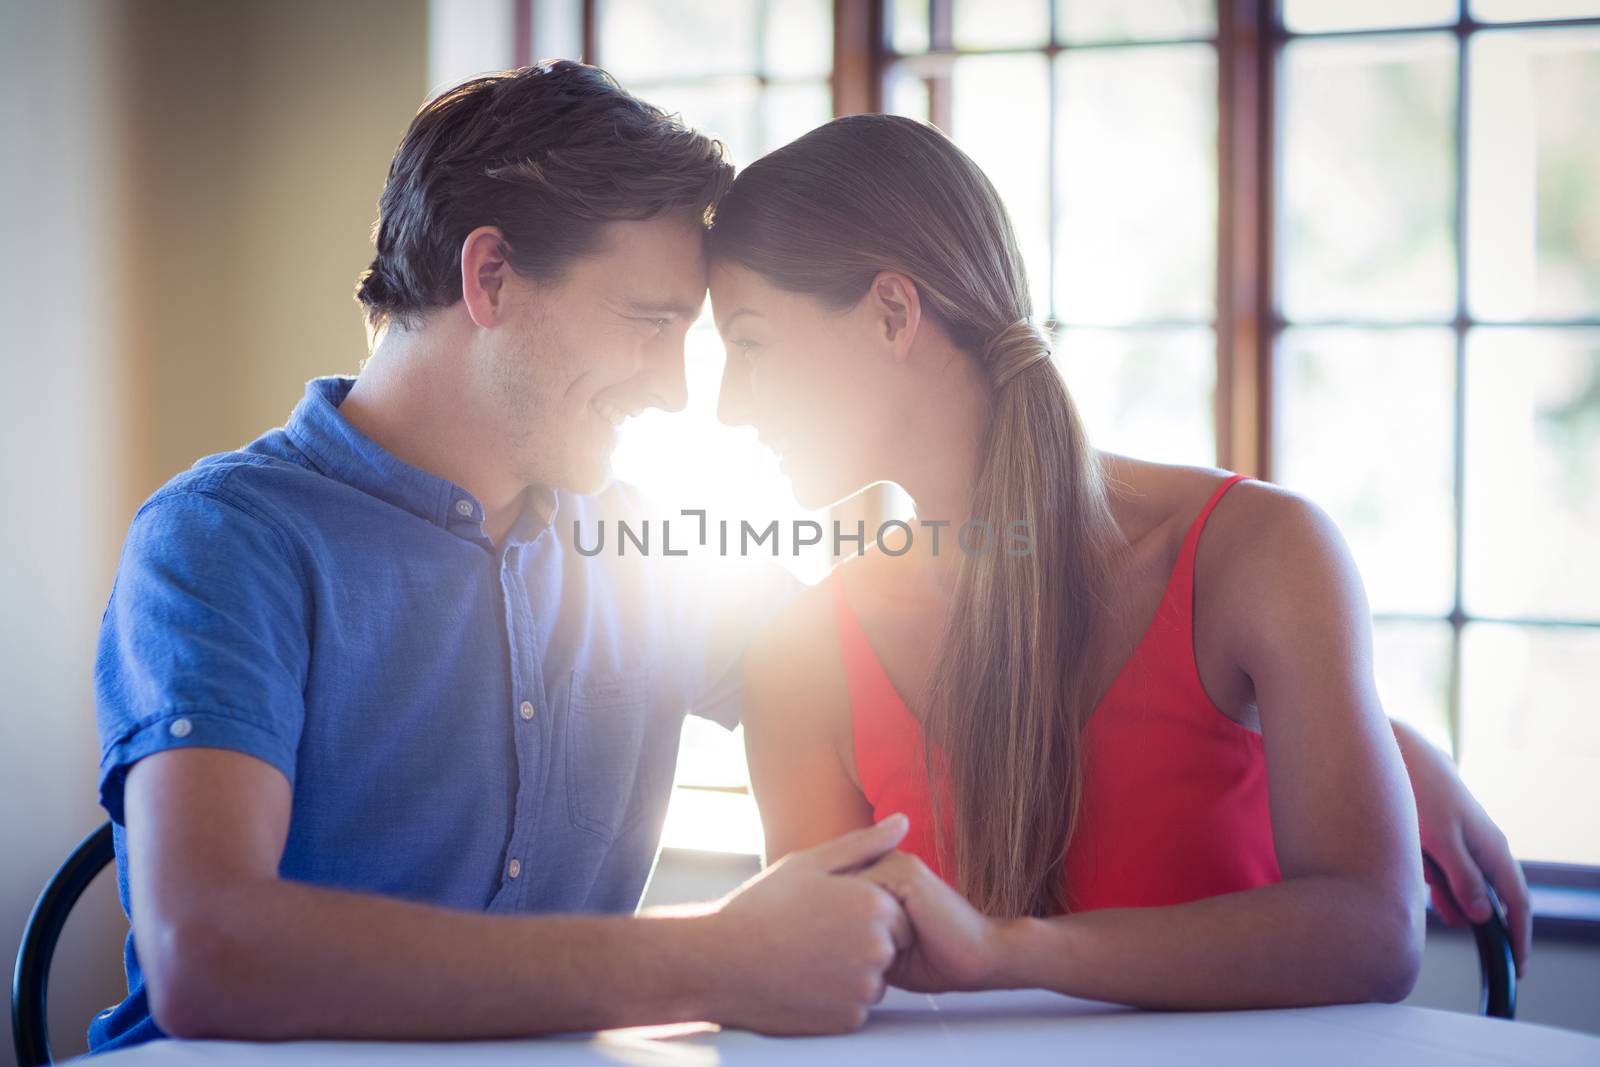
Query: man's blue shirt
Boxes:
[{"xmin": 89, "ymin": 377, "xmax": 790, "ymax": 1052}]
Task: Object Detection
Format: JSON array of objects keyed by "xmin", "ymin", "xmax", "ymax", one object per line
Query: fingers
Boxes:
[
  {"xmin": 1425, "ymin": 831, "xmax": 1493, "ymax": 925},
  {"xmin": 1428, "ymin": 881, "xmax": 1470, "ymax": 927},
  {"xmin": 884, "ymin": 889, "xmax": 915, "ymax": 953},
  {"xmin": 1466, "ymin": 821, "xmax": 1532, "ymax": 977},
  {"xmin": 850, "ymin": 854, "xmax": 916, "ymax": 947},
  {"xmin": 802, "ymin": 813, "xmax": 909, "ymax": 875},
  {"xmin": 1422, "ymin": 850, "xmax": 1468, "ymax": 925}
]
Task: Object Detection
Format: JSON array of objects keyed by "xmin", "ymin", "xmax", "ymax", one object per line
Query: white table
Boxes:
[{"xmin": 82, "ymin": 987, "xmax": 1600, "ymax": 1065}]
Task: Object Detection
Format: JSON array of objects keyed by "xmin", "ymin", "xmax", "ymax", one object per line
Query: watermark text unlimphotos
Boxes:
[{"xmin": 573, "ymin": 510, "xmax": 1035, "ymax": 559}]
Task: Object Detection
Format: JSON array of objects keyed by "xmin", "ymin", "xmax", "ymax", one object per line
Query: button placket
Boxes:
[{"xmin": 492, "ymin": 558, "xmax": 545, "ymax": 908}]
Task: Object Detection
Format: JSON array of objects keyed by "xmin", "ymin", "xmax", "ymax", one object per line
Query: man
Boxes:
[{"xmin": 91, "ymin": 61, "xmax": 906, "ymax": 1052}]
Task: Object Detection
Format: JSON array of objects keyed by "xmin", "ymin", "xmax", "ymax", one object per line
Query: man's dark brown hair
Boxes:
[{"xmin": 356, "ymin": 60, "xmax": 732, "ymax": 333}]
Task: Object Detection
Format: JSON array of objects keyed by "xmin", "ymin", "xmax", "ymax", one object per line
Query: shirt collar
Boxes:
[{"xmin": 283, "ymin": 376, "xmax": 558, "ymax": 545}]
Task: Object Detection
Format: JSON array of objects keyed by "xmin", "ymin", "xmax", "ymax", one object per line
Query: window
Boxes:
[
  {"xmin": 574, "ymin": 0, "xmax": 1599, "ymax": 873},
  {"xmin": 1269, "ymin": 3, "xmax": 1600, "ymax": 869}
]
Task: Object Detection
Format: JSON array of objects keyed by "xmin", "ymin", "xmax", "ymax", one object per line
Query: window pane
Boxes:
[
  {"xmin": 763, "ymin": 0, "xmax": 832, "ymax": 78},
  {"xmin": 760, "ymin": 82, "xmax": 832, "ymax": 153},
  {"xmin": 1282, "ymin": 0, "xmax": 1457, "ymax": 34},
  {"xmin": 632, "ymin": 79, "xmax": 761, "ymax": 170},
  {"xmin": 660, "ymin": 786, "xmax": 765, "ymax": 854},
  {"xmin": 1464, "ymin": 328, "xmax": 1600, "ymax": 620},
  {"xmin": 1275, "ymin": 328, "xmax": 1456, "ymax": 615},
  {"xmin": 598, "ymin": 0, "xmax": 758, "ymax": 81},
  {"xmin": 951, "ymin": 54, "xmax": 1053, "ymax": 314},
  {"xmin": 954, "ymin": 0, "xmax": 1050, "ymax": 49},
  {"xmin": 1057, "ymin": 0, "xmax": 1216, "ymax": 43},
  {"xmin": 1373, "ymin": 620, "xmax": 1454, "ymax": 755},
  {"xmin": 1472, "ymin": 0, "xmax": 1600, "ymax": 20},
  {"xmin": 1281, "ymin": 35, "xmax": 1457, "ymax": 321},
  {"xmin": 1459, "ymin": 623, "xmax": 1600, "ymax": 866},
  {"xmin": 1468, "ymin": 28, "xmax": 1600, "ymax": 320},
  {"xmin": 1055, "ymin": 45, "xmax": 1217, "ymax": 324},
  {"xmin": 888, "ymin": 66, "xmax": 932, "ymax": 121},
  {"xmin": 675, "ymin": 718, "xmax": 750, "ymax": 789},
  {"xmin": 1056, "ymin": 327, "xmax": 1216, "ymax": 465},
  {"xmin": 892, "ymin": 0, "xmax": 931, "ymax": 53}
]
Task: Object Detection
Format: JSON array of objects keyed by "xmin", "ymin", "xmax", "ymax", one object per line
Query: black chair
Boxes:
[
  {"xmin": 11, "ymin": 823, "xmax": 1519, "ymax": 1066},
  {"xmin": 12, "ymin": 821, "xmax": 115, "ymax": 1067},
  {"xmin": 1422, "ymin": 851, "xmax": 1517, "ymax": 1020},
  {"xmin": 1475, "ymin": 885, "xmax": 1518, "ymax": 1019},
  {"xmin": 1468, "ymin": 879, "xmax": 1518, "ymax": 1019}
]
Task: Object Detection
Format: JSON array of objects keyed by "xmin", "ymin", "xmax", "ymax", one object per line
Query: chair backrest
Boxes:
[
  {"xmin": 1473, "ymin": 882, "xmax": 1518, "ymax": 1019},
  {"xmin": 1423, "ymin": 851, "xmax": 1517, "ymax": 1020},
  {"xmin": 11, "ymin": 820, "xmax": 115, "ymax": 1067}
]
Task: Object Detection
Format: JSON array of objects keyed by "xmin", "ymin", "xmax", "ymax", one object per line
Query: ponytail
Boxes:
[{"xmin": 923, "ymin": 320, "xmax": 1117, "ymax": 917}]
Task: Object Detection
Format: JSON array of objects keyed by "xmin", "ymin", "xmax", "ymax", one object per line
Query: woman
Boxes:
[{"xmin": 708, "ymin": 114, "xmax": 1527, "ymax": 1008}]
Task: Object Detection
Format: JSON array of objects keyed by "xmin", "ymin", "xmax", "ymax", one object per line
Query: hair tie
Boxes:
[{"xmin": 985, "ymin": 320, "xmax": 1051, "ymax": 389}]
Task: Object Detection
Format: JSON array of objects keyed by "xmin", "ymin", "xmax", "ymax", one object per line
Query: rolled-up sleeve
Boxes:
[{"xmin": 95, "ymin": 486, "xmax": 310, "ymax": 823}]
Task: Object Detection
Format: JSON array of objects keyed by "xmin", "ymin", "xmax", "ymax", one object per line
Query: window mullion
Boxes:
[
  {"xmin": 1448, "ymin": 17, "xmax": 1472, "ymax": 761},
  {"xmin": 1216, "ymin": 0, "xmax": 1273, "ymax": 478}
]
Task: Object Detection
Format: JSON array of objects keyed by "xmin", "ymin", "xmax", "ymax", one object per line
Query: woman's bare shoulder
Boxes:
[
  {"xmin": 1097, "ymin": 451, "xmax": 1244, "ymax": 544},
  {"xmin": 1194, "ymin": 475, "xmax": 1345, "ymax": 568},
  {"xmin": 1099, "ymin": 453, "xmax": 1351, "ymax": 597},
  {"xmin": 1190, "ymin": 474, "xmax": 1366, "ymax": 657}
]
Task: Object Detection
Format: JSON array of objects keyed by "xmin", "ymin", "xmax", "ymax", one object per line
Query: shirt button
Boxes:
[
  {"xmin": 169, "ymin": 718, "xmax": 193, "ymax": 738},
  {"xmin": 454, "ymin": 499, "xmax": 474, "ymax": 517},
  {"xmin": 507, "ymin": 858, "xmax": 522, "ymax": 879},
  {"xmin": 518, "ymin": 700, "xmax": 535, "ymax": 721}
]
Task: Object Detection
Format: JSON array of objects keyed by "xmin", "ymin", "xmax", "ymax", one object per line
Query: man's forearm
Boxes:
[{"xmin": 148, "ymin": 877, "xmax": 724, "ymax": 1041}]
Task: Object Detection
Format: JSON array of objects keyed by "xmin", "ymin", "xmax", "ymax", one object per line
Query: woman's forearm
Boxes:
[{"xmin": 991, "ymin": 875, "xmax": 1424, "ymax": 1010}]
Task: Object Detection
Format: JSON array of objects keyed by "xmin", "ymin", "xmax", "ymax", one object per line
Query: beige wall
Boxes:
[
  {"xmin": 1, "ymin": 4, "xmax": 130, "ymax": 1063},
  {"xmin": 0, "ymin": 2, "xmax": 426, "ymax": 1062},
  {"xmin": 121, "ymin": 0, "xmax": 430, "ymax": 493}
]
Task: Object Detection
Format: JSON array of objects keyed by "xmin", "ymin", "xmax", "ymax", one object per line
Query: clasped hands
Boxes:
[
  {"xmin": 702, "ymin": 813, "xmax": 1015, "ymax": 1034},
  {"xmin": 843, "ymin": 816, "xmax": 1014, "ymax": 995}
]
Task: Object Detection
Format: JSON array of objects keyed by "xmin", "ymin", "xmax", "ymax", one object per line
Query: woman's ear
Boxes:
[
  {"xmin": 868, "ymin": 271, "xmax": 922, "ymax": 362},
  {"xmin": 460, "ymin": 225, "xmax": 512, "ymax": 329}
]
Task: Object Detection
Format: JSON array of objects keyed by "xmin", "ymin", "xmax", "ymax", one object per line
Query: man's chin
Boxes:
[{"xmin": 564, "ymin": 456, "xmax": 615, "ymax": 497}]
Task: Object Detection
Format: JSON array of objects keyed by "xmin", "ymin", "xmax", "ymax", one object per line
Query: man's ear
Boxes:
[
  {"xmin": 868, "ymin": 271, "xmax": 922, "ymax": 363},
  {"xmin": 460, "ymin": 225, "xmax": 512, "ymax": 329}
]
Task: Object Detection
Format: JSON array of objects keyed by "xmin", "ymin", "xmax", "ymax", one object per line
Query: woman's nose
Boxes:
[{"xmin": 715, "ymin": 350, "xmax": 755, "ymax": 428}]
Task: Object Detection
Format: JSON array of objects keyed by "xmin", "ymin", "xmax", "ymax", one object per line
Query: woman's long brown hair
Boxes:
[{"xmin": 711, "ymin": 114, "xmax": 1121, "ymax": 917}]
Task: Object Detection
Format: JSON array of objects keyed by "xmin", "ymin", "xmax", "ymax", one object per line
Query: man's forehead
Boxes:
[
  {"xmin": 590, "ymin": 215, "xmax": 705, "ymax": 262},
  {"xmin": 588, "ymin": 216, "xmax": 708, "ymax": 307}
]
